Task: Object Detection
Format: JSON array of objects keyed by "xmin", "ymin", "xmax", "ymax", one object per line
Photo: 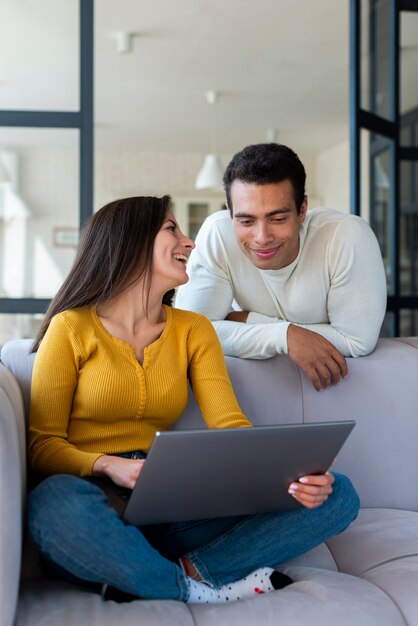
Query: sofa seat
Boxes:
[
  {"xmin": 15, "ymin": 563, "xmax": 404, "ymax": 626},
  {"xmin": 14, "ymin": 508, "xmax": 418, "ymax": 626}
]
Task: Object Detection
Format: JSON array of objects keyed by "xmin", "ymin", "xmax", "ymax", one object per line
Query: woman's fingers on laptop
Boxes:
[
  {"xmin": 288, "ymin": 472, "xmax": 334, "ymax": 509},
  {"xmin": 93, "ymin": 455, "xmax": 146, "ymax": 489}
]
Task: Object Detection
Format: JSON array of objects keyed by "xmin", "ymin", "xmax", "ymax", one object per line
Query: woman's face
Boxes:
[{"xmin": 151, "ymin": 211, "xmax": 195, "ymax": 292}]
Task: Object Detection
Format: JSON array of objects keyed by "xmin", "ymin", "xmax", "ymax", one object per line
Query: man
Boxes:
[{"xmin": 176, "ymin": 143, "xmax": 387, "ymax": 391}]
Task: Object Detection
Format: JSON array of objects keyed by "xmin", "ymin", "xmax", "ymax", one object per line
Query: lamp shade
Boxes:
[{"xmin": 195, "ymin": 154, "xmax": 224, "ymax": 190}]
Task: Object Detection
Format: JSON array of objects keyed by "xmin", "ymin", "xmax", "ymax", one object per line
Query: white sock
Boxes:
[
  {"xmin": 186, "ymin": 567, "xmax": 278, "ymax": 604},
  {"xmin": 218, "ymin": 567, "xmax": 278, "ymax": 600},
  {"xmin": 186, "ymin": 578, "xmax": 226, "ymax": 603}
]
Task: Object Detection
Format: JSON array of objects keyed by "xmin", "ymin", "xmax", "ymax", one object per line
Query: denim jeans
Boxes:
[{"xmin": 28, "ymin": 464, "xmax": 360, "ymax": 602}]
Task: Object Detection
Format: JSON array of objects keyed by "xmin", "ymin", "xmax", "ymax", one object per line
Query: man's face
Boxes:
[{"xmin": 229, "ymin": 179, "xmax": 307, "ymax": 270}]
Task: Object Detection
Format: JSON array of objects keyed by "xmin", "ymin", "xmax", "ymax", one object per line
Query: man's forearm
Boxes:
[
  {"xmin": 292, "ymin": 321, "xmax": 382, "ymax": 357},
  {"xmin": 212, "ymin": 319, "xmax": 290, "ymax": 359},
  {"xmin": 217, "ymin": 314, "xmax": 381, "ymax": 359}
]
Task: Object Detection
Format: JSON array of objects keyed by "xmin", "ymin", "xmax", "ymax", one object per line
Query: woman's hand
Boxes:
[
  {"xmin": 288, "ymin": 471, "xmax": 334, "ymax": 509},
  {"xmin": 93, "ymin": 455, "xmax": 145, "ymax": 489}
]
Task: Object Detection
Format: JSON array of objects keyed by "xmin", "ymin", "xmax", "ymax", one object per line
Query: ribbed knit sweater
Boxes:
[
  {"xmin": 176, "ymin": 208, "xmax": 387, "ymax": 358},
  {"xmin": 28, "ymin": 306, "xmax": 251, "ymax": 477}
]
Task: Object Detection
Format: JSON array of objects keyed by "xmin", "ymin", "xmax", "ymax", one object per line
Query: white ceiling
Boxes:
[
  {"xmin": 0, "ymin": 1, "xmax": 417, "ymax": 156},
  {"xmin": 95, "ymin": 0, "xmax": 350, "ymax": 154}
]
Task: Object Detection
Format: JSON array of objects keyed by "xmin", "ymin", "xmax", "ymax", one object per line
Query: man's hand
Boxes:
[
  {"xmin": 287, "ymin": 325, "xmax": 348, "ymax": 391},
  {"xmin": 225, "ymin": 310, "xmax": 249, "ymax": 323},
  {"xmin": 93, "ymin": 455, "xmax": 145, "ymax": 489},
  {"xmin": 288, "ymin": 472, "xmax": 334, "ymax": 509}
]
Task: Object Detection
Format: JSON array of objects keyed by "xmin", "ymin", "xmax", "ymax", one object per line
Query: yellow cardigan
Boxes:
[{"xmin": 28, "ymin": 306, "xmax": 251, "ymax": 477}]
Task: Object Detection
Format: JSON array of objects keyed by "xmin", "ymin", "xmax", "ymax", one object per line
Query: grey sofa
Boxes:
[{"xmin": 2, "ymin": 336, "xmax": 418, "ymax": 626}]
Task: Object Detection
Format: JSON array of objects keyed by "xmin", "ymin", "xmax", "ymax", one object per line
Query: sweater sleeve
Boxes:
[
  {"xmin": 178, "ymin": 213, "xmax": 387, "ymax": 359},
  {"xmin": 28, "ymin": 314, "xmax": 102, "ymax": 477},
  {"xmin": 291, "ymin": 217, "xmax": 387, "ymax": 357},
  {"xmin": 211, "ymin": 319, "xmax": 290, "ymax": 359},
  {"xmin": 186, "ymin": 315, "xmax": 252, "ymax": 429}
]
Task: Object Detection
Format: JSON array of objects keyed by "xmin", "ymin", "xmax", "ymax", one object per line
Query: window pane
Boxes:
[
  {"xmin": 400, "ymin": 110, "xmax": 418, "ymax": 148},
  {"xmin": 361, "ymin": 129, "xmax": 393, "ymax": 294},
  {"xmin": 400, "ymin": 12, "xmax": 418, "ymax": 120},
  {"xmin": 372, "ymin": 148, "xmax": 392, "ymax": 292},
  {"xmin": 400, "ymin": 309, "xmax": 418, "ymax": 337},
  {"xmin": 0, "ymin": 0, "xmax": 79, "ymax": 111},
  {"xmin": 0, "ymin": 128, "xmax": 79, "ymax": 300},
  {"xmin": 0, "ymin": 313, "xmax": 43, "ymax": 344},
  {"xmin": 400, "ymin": 160, "xmax": 418, "ymax": 296},
  {"xmin": 379, "ymin": 311, "xmax": 394, "ymax": 338},
  {"xmin": 361, "ymin": 0, "xmax": 392, "ymax": 121}
]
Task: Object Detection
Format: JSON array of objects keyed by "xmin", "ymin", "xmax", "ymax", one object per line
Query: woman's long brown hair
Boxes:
[{"xmin": 32, "ymin": 195, "xmax": 173, "ymax": 351}]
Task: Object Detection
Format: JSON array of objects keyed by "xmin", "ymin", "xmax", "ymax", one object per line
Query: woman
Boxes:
[{"xmin": 28, "ymin": 195, "xmax": 359, "ymax": 604}]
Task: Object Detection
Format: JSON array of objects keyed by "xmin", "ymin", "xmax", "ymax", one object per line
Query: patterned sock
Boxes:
[{"xmin": 186, "ymin": 567, "xmax": 292, "ymax": 604}]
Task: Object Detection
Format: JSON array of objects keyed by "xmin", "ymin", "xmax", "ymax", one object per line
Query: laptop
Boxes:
[{"xmin": 122, "ymin": 421, "xmax": 355, "ymax": 526}]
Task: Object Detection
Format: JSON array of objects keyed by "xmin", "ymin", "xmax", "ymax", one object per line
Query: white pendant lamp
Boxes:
[
  {"xmin": 195, "ymin": 154, "xmax": 223, "ymax": 190},
  {"xmin": 195, "ymin": 91, "xmax": 223, "ymax": 190}
]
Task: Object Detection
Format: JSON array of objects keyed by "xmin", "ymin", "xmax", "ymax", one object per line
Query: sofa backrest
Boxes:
[
  {"xmin": 2, "ymin": 337, "xmax": 418, "ymax": 512},
  {"xmin": 0, "ymin": 338, "xmax": 304, "ymax": 430}
]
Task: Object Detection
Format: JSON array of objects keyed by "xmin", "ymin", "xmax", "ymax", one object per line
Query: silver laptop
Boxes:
[{"xmin": 123, "ymin": 421, "xmax": 355, "ymax": 526}]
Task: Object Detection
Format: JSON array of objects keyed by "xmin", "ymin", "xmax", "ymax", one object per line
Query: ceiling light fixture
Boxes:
[
  {"xmin": 117, "ymin": 32, "xmax": 135, "ymax": 54},
  {"xmin": 195, "ymin": 90, "xmax": 223, "ymax": 191},
  {"xmin": 266, "ymin": 128, "xmax": 279, "ymax": 143}
]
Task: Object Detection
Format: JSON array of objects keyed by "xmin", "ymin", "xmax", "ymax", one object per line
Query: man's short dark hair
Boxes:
[{"xmin": 223, "ymin": 143, "xmax": 306, "ymax": 214}]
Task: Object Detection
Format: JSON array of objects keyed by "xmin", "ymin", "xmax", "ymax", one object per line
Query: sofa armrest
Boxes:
[{"xmin": 0, "ymin": 363, "xmax": 26, "ymax": 626}]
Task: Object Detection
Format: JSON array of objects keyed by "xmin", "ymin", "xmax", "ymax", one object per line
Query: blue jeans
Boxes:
[{"xmin": 28, "ymin": 469, "xmax": 359, "ymax": 601}]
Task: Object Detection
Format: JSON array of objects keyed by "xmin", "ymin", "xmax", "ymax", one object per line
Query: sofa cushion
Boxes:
[
  {"xmin": 17, "ymin": 581, "xmax": 195, "ymax": 626},
  {"xmin": 17, "ymin": 568, "xmax": 405, "ymax": 626},
  {"xmin": 189, "ymin": 567, "xmax": 405, "ymax": 626},
  {"xmin": 326, "ymin": 508, "xmax": 418, "ymax": 576},
  {"xmin": 363, "ymin": 556, "xmax": 418, "ymax": 626}
]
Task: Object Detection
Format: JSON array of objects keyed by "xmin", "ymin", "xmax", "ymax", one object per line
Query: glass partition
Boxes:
[
  {"xmin": 0, "ymin": 0, "xmax": 79, "ymax": 111},
  {"xmin": 360, "ymin": 128, "xmax": 393, "ymax": 295},
  {"xmin": 400, "ymin": 309, "xmax": 418, "ymax": 337},
  {"xmin": 0, "ymin": 313, "xmax": 43, "ymax": 343},
  {"xmin": 400, "ymin": 158, "xmax": 418, "ymax": 297},
  {"xmin": 360, "ymin": 0, "xmax": 393, "ymax": 121},
  {"xmin": 0, "ymin": 128, "xmax": 79, "ymax": 305},
  {"xmin": 400, "ymin": 12, "xmax": 418, "ymax": 123}
]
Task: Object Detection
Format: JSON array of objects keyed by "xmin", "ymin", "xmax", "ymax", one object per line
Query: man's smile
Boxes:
[{"xmin": 250, "ymin": 247, "xmax": 281, "ymax": 259}]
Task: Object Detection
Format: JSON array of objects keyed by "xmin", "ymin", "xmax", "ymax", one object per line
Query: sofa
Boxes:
[{"xmin": 2, "ymin": 336, "xmax": 418, "ymax": 626}]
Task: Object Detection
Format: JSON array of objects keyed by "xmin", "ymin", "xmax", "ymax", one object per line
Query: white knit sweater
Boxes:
[{"xmin": 176, "ymin": 208, "xmax": 387, "ymax": 359}]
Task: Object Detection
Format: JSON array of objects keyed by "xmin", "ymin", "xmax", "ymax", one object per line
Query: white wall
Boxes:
[{"xmin": 311, "ymin": 140, "xmax": 350, "ymax": 213}]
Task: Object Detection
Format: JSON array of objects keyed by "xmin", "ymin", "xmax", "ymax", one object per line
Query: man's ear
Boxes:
[{"xmin": 298, "ymin": 196, "xmax": 308, "ymax": 224}]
